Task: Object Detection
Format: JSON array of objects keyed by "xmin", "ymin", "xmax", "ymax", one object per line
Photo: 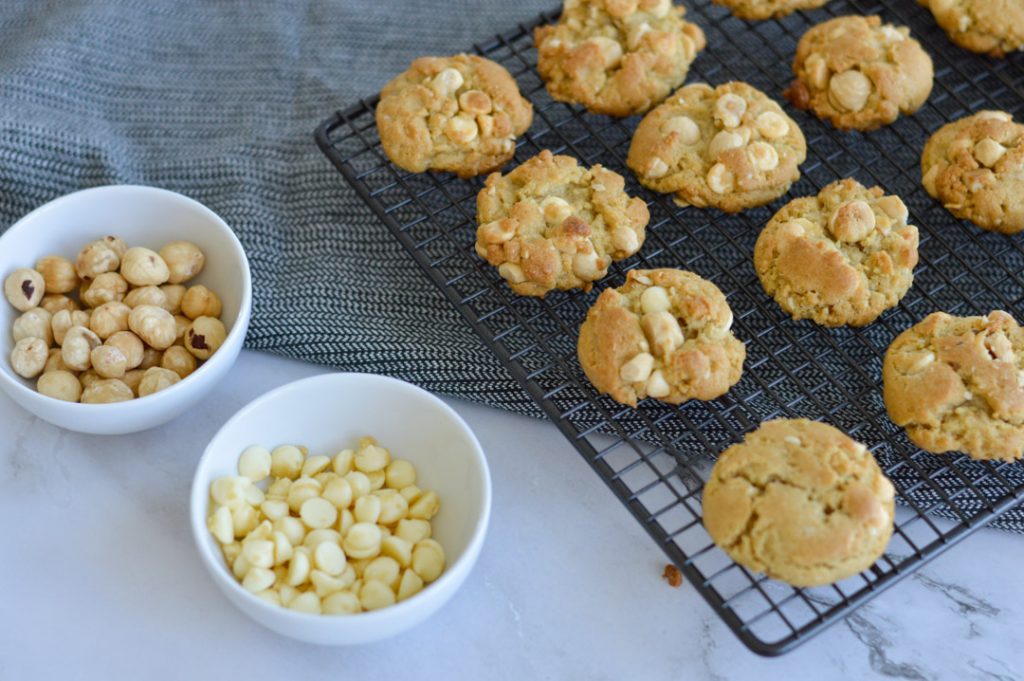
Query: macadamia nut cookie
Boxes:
[
  {"xmin": 534, "ymin": 0, "xmax": 706, "ymax": 117},
  {"xmin": 376, "ymin": 54, "xmax": 533, "ymax": 179},
  {"xmin": 884, "ymin": 310, "xmax": 1024, "ymax": 462},
  {"xmin": 702, "ymin": 419, "xmax": 895, "ymax": 587},
  {"xmin": 921, "ymin": 111, "xmax": 1024, "ymax": 234},
  {"xmin": 712, "ymin": 0, "xmax": 828, "ymax": 20},
  {"xmin": 577, "ymin": 268, "xmax": 744, "ymax": 406},
  {"xmin": 924, "ymin": 0, "xmax": 1024, "ymax": 57},
  {"xmin": 754, "ymin": 179, "xmax": 919, "ymax": 327},
  {"xmin": 785, "ymin": 16, "xmax": 933, "ymax": 131},
  {"xmin": 627, "ymin": 82, "xmax": 806, "ymax": 212},
  {"xmin": 475, "ymin": 150, "xmax": 649, "ymax": 297}
]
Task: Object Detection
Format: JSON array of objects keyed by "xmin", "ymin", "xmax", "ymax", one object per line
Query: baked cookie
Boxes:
[
  {"xmin": 784, "ymin": 16, "xmax": 933, "ymax": 131},
  {"xmin": 703, "ymin": 419, "xmax": 895, "ymax": 587},
  {"xmin": 376, "ymin": 55, "xmax": 533, "ymax": 178},
  {"xmin": 577, "ymin": 268, "xmax": 744, "ymax": 406},
  {"xmin": 475, "ymin": 150, "xmax": 649, "ymax": 297},
  {"xmin": 711, "ymin": 0, "xmax": 828, "ymax": 20},
  {"xmin": 923, "ymin": 0, "xmax": 1024, "ymax": 57},
  {"xmin": 883, "ymin": 310, "xmax": 1024, "ymax": 462},
  {"xmin": 534, "ymin": 0, "xmax": 706, "ymax": 117},
  {"xmin": 921, "ymin": 111, "xmax": 1024, "ymax": 234},
  {"xmin": 628, "ymin": 82, "xmax": 806, "ymax": 212},
  {"xmin": 754, "ymin": 179, "xmax": 919, "ymax": 327}
]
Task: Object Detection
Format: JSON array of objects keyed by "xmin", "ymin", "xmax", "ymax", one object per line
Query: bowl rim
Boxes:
[
  {"xmin": 0, "ymin": 184, "xmax": 252, "ymax": 409},
  {"xmin": 189, "ymin": 371, "xmax": 493, "ymax": 626}
]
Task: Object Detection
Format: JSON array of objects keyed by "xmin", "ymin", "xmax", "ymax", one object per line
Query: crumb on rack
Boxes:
[{"xmin": 662, "ymin": 564, "xmax": 682, "ymax": 588}]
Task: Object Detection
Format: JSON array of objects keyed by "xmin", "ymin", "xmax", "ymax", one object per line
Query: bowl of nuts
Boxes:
[
  {"xmin": 0, "ymin": 185, "xmax": 251, "ymax": 434},
  {"xmin": 190, "ymin": 372, "xmax": 491, "ymax": 645}
]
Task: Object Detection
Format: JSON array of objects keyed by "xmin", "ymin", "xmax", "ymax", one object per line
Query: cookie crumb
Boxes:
[{"xmin": 662, "ymin": 564, "xmax": 683, "ymax": 588}]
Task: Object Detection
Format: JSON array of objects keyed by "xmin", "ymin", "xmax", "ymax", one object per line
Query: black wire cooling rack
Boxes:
[{"xmin": 316, "ymin": 0, "xmax": 1024, "ymax": 656}]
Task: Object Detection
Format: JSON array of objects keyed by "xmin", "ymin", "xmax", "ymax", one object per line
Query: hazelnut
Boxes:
[
  {"xmin": 44, "ymin": 348, "xmax": 75, "ymax": 373},
  {"xmin": 61, "ymin": 325, "xmax": 102, "ymax": 371},
  {"xmin": 52, "ymin": 309, "xmax": 91, "ymax": 346},
  {"xmin": 586, "ymin": 36, "xmax": 623, "ymax": 68},
  {"xmin": 457, "ymin": 90, "xmax": 492, "ymax": 115},
  {"xmin": 129, "ymin": 305, "xmax": 177, "ymax": 350},
  {"xmin": 747, "ymin": 141, "xmax": 780, "ymax": 171},
  {"xmin": 444, "ymin": 115, "xmax": 479, "ymax": 145},
  {"xmin": 79, "ymin": 369, "xmax": 102, "ymax": 389},
  {"xmin": 714, "ymin": 93, "xmax": 747, "ymax": 129},
  {"xmin": 40, "ymin": 294, "xmax": 79, "ymax": 314},
  {"xmin": 37, "ymin": 370, "xmax": 82, "ymax": 402},
  {"xmin": 162, "ymin": 345, "xmax": 198, "ymax": 379},
  {"xmin": 81, "ymin": 272, "xmax": 128, "ymax": 308},
  {"xmin": 90, "ymin": 345, "xmax": 128, "ymax": 379},
  {"xmin": 13, "ymin": 308, "xmax": 53, "ymax": 345},
  {"xmin": 828, "ymin": 70, "xmax": 872, "ymax": 113},
  {"xmin": 620, "ymin": 352, "xmax": 655, "ymax": 383},
  {"xmin": 122, "ymin": 369, "xmax": 146, "ymax": 396},
  {"xmin": 89, "ymin": 301, "xmax": 131, "ymax": 339},
  {"xmin": 181, "ymin": 285, "xmax": 222, "ymax": 319},
  {"xmin": 35, "ymin": 256, "xmax": 79, "ymax": 294},
  {"xmin": 708, "ymin": 130, "xmax": 743, "ymax": 160},
  {"xmin": 138, "ymin": 366, "xmax": 180, "ymax": 397},
  {"xmin": 10, "ymin": 337, "xmax": 48, "ymax": 378},
  {"xmin": 80, "ymin": 378, "xmax": 133, "ymax": 404},
  {"xmin": 540, "ymin": 196, "xmax": 573, "ymax": 226},
  {"xmin": 173, "ymin": 314, "xmax": 190, "ymax": 344},
  {"xmin": 755, "ymin": 111, "xmax": 789, "ymax": 140},
  {"xmin": 105, "ymin": 331, "xmax": 145, "ymax": 370},
  {"xmin": 185, "ymin": 316, "xmax": 227, "ymax": 360},
  {"xmin": 160, "ymin": 284, "xmax": 186, "ymax": 314},
  {"xmin": 661, "ymin": 115, "xmax": 701, "ymax": 145},
  {"xmin": 101, "ymin": 235, "xmax": 128, "ymax": 258},
  {"xmin": 120, "ymin": 247, "xmax": 170, "ymax": 286},
  {"xmin": 641, "ymin": 311, "xmax": 684, "ymax": 358},
  {"xmin": 4, "ymin": 268, "xmax": 45, "ymax": 311},
  {"xmin": 706, "ymin": 163, "xmax": 735, "ymax": 194},
  {"xmin": 123, "ymin": 285, "xmax": 169, "ymax": 310},
  {"xmin": 139, "ymin": 346, "xmax": 163, "ymax": 370},
  {"xmin": 828, "ymin": 200, "xmax": 877, "ymax": 242},
  {"xmin": 158, "ymin": 241, "xmax": 205, "ymax": 284},
  {"xmin": 75, "ymin": 240, "xmax": 120, "ymax": 279},
  {"xmin": 430, "ymin": 68, "xmax": 464, "ymax": 97}
]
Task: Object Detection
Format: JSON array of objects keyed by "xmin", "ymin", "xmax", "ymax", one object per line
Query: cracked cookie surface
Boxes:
[
  {"xmin": 921, "ymin": 110, "xmax": 1024, "ymax": 234},
  {"xmin": 475, "ymin": 150, "xmax": 649, "ymax": 297},
  {"xmin": 883, "ymin": 310, "xmax": 1024, "ymax": 462},
  {"xmin": 712, "ymin": 0, "xmax": 828, "ymax": 20},
  {"xmin": 534, "ymin": 0, "xmax": 706, "ymax": 117},
  {"xmin": 785, "ymin": 15, "xmax": 933, "ymax": 131},
  {"xmin": 376, "ymin": 54, "xmax": 533, "ymax": 178},
  {"xmin": 627, "ymin": 82, "xmax": 806, "ymax": 213},
  {"xmin": 923, "ymin": 0, "xmax": 1024, "ymax": 57},
  {"xmin": 754, "ymin": 178, "xmax": 919, "ymax": 327},
  {"xmin": 577, "ymin": 268, "xmax": 744, "ymax": 406},
  {"xmin": 703, "ymin": 418, "xmax": 895, "ymax": 587}
]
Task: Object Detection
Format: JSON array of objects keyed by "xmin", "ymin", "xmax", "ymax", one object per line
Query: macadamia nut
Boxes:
[
  {"xmin": 159, "ymin": 241, "xmax": 205, "ymax": 284},
  {"xmin": 120, "ymin": 247, "xmax": 170, "ymax": 286},
  {"xmin": 181, "ymin": 285, "xmax": 222, "ymax": 320},
  {"xmin": 35, "ymin": 256, "xmax": 79, "ymax": 294},
  {"xmin": 4, "ymin": 268, "xmax": 45, "ymax": 311},
  {"xmin": 185, "ymin": 316, "xmax": 226, "ymax": 359},
  {"xmin": 129, "ymin": 305, "xmax": 177, "ymax": 350}
]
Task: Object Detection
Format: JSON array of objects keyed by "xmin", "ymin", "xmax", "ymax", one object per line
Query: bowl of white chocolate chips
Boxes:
[
  {"xmin": 0, "ymin": 185, "xmax": 251, "ymax": 434},
  {"xmin": 190, "ymin": 372, "xmax": 491, "ymax": 645}
]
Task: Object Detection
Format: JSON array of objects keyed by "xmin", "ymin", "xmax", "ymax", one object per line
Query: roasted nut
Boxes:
[
  {"xmin": 714, "ymin": 93, "xmax": 747, "ymax": 129},
  {"xmin": 160, "ymin": 284, "xmax": 186, "ymax": 315},
  {"xmin": 747, "ymin": 141, "xmax": 780, "ymax": 171},
  {"xmin": 662, "ymin": 115, "xmax": 701, "ymax": 145},
  {"xmin": 120, "ymin": 247, "xmax": 170, "ymax": 286},
  {"xmin": 101, "ymin": 235, "xmax": 128, "ymax": 258},
  {"xmin": 162, "ymin": 344, "xmax": 197, "ymax": 379},
  {"xmin": 13, "ymin": 308, "xmax": 53, "ymax": 345},
  {"xmin": 497, "ymin": 262, "xmax": 525, "ymax": 284},
  {"xmin": 173, "ymin": 314, "xmax": 190, "ymax": 344},
  {"xmin": 158, "ymin": 241, "xmax": 205, "ymax": 284},
  {"xmin": 44, "ymin": 348, "xmax": 75, "ymax": 373},
  {"xmin": 129, "ymin": 305, "xmax": 177, "ymax": 350},
  {"xmin": 80, "ymin": 378, "xmax": 133, "ymax": 404},
  {"xmin": 706, "ymin": 163, "xmax": 735, "ymax": 194},
  {"xmin": 79, "ymin": 369, "xmax": 101, "ymax": 389},
  {"xmin": 587, "ymin": 36, "xmax": 623, "ymax": 68},
  {"xmin": 123, "ymin": 285, "xmax": 168, "ymax": 310},
  {"xmin": 139, "ymin": 346, "xmax": 163, "ymax": 370},
  {"xmin": 81, "ymin": 272, "xmax": 128, "ymax": 308},
  {"xmin": 641, "ymin": 311, "xmax": 684, "ymax": 358},
  {"xmin": 185, "ymin": 316, "xmax": 227, "ymax": 360},
  {"xmin": 122, "ymin": 369, "xmax": 145, "ymax": 396},
  {"xmin": 75, "ymin": 240, "xmax": 120, "ymax": 279},
  {"xmin": 756, "ymin": 111, "xmax": 789, "ymax": 140},
  {"xmin": 35, "ymin": 256, "xmax": 79, "ymax": 294},
  {"xmin": 137, "ymin": 366, "xmax": 180, "ymax": 397},
  {"xmin": 708, "ymin": 130, "xmax": 744, "ymax": 160},
  {"xmin": 40, "ymin": 294, "xmax": 78, "ymax": 314},
  {"xmin": 90, "ymin": 345, "xmax": 128, "ymax": 379},
  {"xmin": 430, "ymin": 67, "xmax": 464, "ymax": 97},
  {"xmin": 37, "ymin": 370, "xmax": 82, "ymax": 402},
  {"xmin": 61, "ymin": 325, "xmax": 102, "ymax": 371},
  {"xmin": 181, "ymin": 285, "xmax": 222, "ymax": 320},
  {"xmin": 105, "ymin": 331, "xmax": 145, "ymax": 369},
  {"xmin": 89, "ymin": 301, "xmax": 131, "ymax": 339},
  {"xmin": 4, "ymin": 268, "xmax": 45, "ymax": 311},
  {"xmin": 457, "ymin": 90, "xmax": 492, "ymax": 115},
  {"xmin": 51, "ymin": 309, "xmax": 90, "ymax": 346},
  {"xmin": 10, "ymin": 337, "xmax": 48, "ymax": 378},
  {"xmin": 829, "ymin": 200, "xmax": 877, "ymax": 242},
  {"xmin": 828, "ymin": 70, "xmax": 872, "ymax": 113}
]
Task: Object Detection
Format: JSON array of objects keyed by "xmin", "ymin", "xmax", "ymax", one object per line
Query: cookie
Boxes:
[
  {"xmin": 577, "ymin": 268, "xmax": 744, "ymax": 406},
  {"xmin": 711, "ymin": 0, "xmax": 828, "ymax": 20},
  {"xmin": 703, "ymin": 419, "xmax": 895, "ymax": 587},
  {"xmin": 376, "ymin": 55, "xmax": 533, "ymax": 179},
  {"xmin": 627, "ymin": 82, "xmax": 806, "ymax": 213},
  {"xmin": 784, "ymin": 16, "xmax": 933, "ymax": 131},
  {"xmin": 923, "ymin": 0, "xmax": 1024, "ymax": 57},
  {"xmin": 754, "ymin": 179, "xmax": 919, "ymax": 327},
  {"xmin": 534, "ymin": 0, "xmax": 706, "ymax": 117},
  {"xmin": 921, "ymin": 111, "xmax": 1024, "ymax": 234},
  {"xmin": 475, "ymin": 150, "xmax": 649, "ymax": 297},
  {"xmin": 883, "ymin": 310, "xmax": 1024, "ymax": 462}
]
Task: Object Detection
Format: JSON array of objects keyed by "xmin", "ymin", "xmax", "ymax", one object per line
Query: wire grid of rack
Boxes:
[{"xmin": 316, "ymin": 0, "xmax": 1024, "ymax": 656}]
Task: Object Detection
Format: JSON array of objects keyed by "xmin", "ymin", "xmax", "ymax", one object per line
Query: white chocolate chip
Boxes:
[
  {"xmin": 612, "ymin": 226, "xmax": 639, "ymax": 253},
  {"xmin": 640, "ymin": 285, "xmax": 672, "ymax": 314},
  {"xmin": 706, "ymin": 163, "xmax": 735, "ymax": 194},
  {"xmin": 431, "ymin": 68, "xmax": 464, "ymax": 97},
  {"xmin": 444, "ymin": 114, "xmax": 478, "ymax": 145},
  {"xmin": 620, "ymin": 352, "xmax": 655, "ymax": 383},
  {"xmin": 805, "ymin": 54, "xmax": 829, "ymax": 90},
  {"xmin": 708, "ymin": 130, "xmax": 744, "ymax": 160},
  {"xmin": 647, "ymin": 157, "xmax": 669, "ymax": 178},
  {"xmin": 747, "ymin": 142, "xmax": 779, "ymax": 171},
  {"xmin": 627, "ymin": 22, "xmax": 652, "ymax": 50},
  {"xmin": 828, "ymin": 200, "xmax": 876, "ymax": 243},
  {"xmin": 755, "ymin": 111, "xmax": 789, "ymax": 140},
  {"xmin": 784, "ymin": 436, "xmax": 802, "ymax": 446},
  {"xmin": 587, "ymin": 36, "xmax": 623, "ymax": 68},
  {"xmin": 645, "ymin": 369, "xmax": 671, "ymax": 398},
  {"xmin": 457, "ymin": 89, "xmax": 492, "ymax": 115},
  {"xmin": 662, "ymin": 115, "xmax": 701, "ymax": 145},
  {"xmin": 480, "ymin": 219, "xmax": 515, "ymax": 244},
  {"xmin": 540, "ymin": 196, "xmax": 573, "ymax": 226},
  {"xmin": 714, "ymin": 93, "xmax": 747, "ymax": 129},
  {"xmin": 498, "ymin": 262, "xmax": 526, "ymax": 284},
  {"xmin": 974, "ymin": 138, "xmax": 1007, "ymax": 168},
  {"xmin": 572, "ymin": 250, "xmax": 606, "ymax": 281},
  {"xmin": 641, "ymin": 311, "xmax": 684, "ymax": 358},
  {"xmin": 877, "ymin": 195, "xmax": 909, "ymax": 223},
  {"xmin": 879, "ymin": 25, "xmax": 905, "ymax": 42},
  {"xmin": 828, "ymin": 70, "xmax": 872, "ymax": 113}
]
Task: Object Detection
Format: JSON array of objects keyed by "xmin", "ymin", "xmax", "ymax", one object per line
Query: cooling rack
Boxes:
[{"xmin": 316, "ymin": 0, "xmax": 1024, "ymax": 656}]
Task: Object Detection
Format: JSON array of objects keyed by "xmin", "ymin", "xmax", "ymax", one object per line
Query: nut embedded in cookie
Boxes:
[
  {"xmin": 711, "ymin": 0, "xmax": 828, "ymax": 21},
  {"xmin": 753, "ymin": 178, "xmax": 919, "ymax": 327},
  {"xmin": 577, "ymin": 268, "xmax": 745, "ymax": 406},
  {"xmin": 925, "ymin": 0, "xmax": 1024, "ymax": 57},
  {"xmin": 883, "ymin": 310, "xmax": 1024, "ymax": 462},
  {"xmin": 375, "ymin": 54, "xmax": 533, "ymax": 179}
]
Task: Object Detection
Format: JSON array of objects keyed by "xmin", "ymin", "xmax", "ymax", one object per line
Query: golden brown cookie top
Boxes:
[
  {"xmin": 921, "ymin": 111, "xmax": 1024, "ymax": 234},
  {"xmin": 711, "ymin": 0, "xmax": 828, "ymax": 20},
  {"xmin": 375, "ymin": 54, "xmax": 533, "ymax": 179},
  {"xmin": 475, "ymin": 150, "xmax": 649, "ymax": 297},
  {"xmin": 754, "ymin": 179, "xmax": 919, "ymax": 327},
  {"xmin": 925, "ymin": 0, "xmax": 1024, "ymax": 57},
  {"xmin": 703, "ymin": 418, "xmax": 895, "ymax": 587},
  {"xmin": 577, "ymin": 268, "xmax": 744, "ymax": 406},
  {"xmin": 534, "ymin": 0, "xmax": 706, "ymax": 117},
  {"xmin": 785, "ymin": 15, "xmax": 933, "ymax": 131},
  {"xmin": 883, "ymin": 310, "xmax": 1024, "ymax": 462},
  {"xmin": 627, "ymin": 82, "xmax": 806, "ymax": 213}
]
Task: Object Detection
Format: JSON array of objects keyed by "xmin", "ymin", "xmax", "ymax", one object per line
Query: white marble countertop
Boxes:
[{"xmin": 1, "ymin": 350, "xmax": 1022, "ymax": 680}]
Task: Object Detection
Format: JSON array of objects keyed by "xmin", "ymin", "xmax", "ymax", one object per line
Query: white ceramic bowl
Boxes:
[
  {"xmin": 0, "ymin": 185, "xmax": 251, "ymax": 434},
  {"xmin": 190, "ymin": 373, "xmax": 491, "ymax": 645}
]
